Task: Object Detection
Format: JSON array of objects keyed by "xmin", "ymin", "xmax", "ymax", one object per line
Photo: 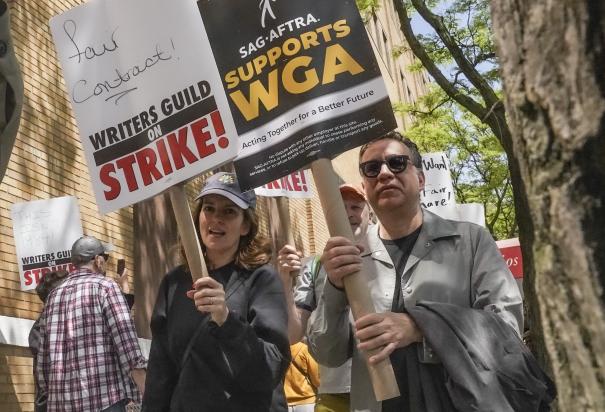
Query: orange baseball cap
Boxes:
[{"xmin": 339, "ymin": 183, "xmax": 366, "ymax": 201}]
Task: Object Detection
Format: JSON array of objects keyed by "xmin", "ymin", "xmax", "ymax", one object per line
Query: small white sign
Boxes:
[
  {"xmin": 421, "ymin": 152, "xmax": 457, "ymax": 219},
  {"xmin": 50, "ymin": 0, "xmax": 238, "ymax": 213},
  {"xmin": 456, "ymin": 203, "xmax": 485, "ymax": 227},
  {"xmin": 254, "ymin": 170, "xmax": 313, "ymax": 199},
  {"xmin": 10, "ymin": 197, "xmax": 83, "ymax": 291}
]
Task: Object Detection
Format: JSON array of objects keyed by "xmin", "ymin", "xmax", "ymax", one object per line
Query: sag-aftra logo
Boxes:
[{"xmin": 259, "ymin": 0, "xmax": 277, "ymax": 28}]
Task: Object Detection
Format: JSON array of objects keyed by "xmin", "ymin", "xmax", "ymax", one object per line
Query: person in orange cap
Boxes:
[{"xmin": 277, "ymin": 183, "xmax": 373, "ymax": 412}]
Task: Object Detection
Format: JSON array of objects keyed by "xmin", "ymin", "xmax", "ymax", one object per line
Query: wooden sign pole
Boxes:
[
  {"xmin": 310, "ymin": 158, "xmax": 400, "ymax": 401},
  {"xmin": 275, "ymin": 197, "xmax": 296, "ymax": 247},
  {"xmin": 169, "ymin": 184, "xmax": 208, "ymax": 280},
  {"xmin": 275, "ymin": 197, "xmax": 299, "ymax": 286}
]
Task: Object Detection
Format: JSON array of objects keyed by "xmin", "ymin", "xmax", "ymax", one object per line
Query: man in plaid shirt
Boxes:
[{"xmin": 37, "ymin": 236, "xmax": 147, "ymax": 412}]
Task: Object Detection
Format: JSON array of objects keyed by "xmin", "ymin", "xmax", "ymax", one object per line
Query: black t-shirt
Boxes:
[{"xmin": 381, "ymin": 226, "xmax": 422, "ymax": 311}]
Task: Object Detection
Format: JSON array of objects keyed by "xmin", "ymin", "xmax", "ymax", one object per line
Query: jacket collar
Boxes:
[{"xmin": 362, "ymin": 209, "xmax": 461, "ymax": 272}]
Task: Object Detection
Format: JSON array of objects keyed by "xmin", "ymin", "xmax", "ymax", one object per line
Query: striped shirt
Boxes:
[{"xmin": 37, "ymin": 268, "xmax": 147, "ymax": 411}]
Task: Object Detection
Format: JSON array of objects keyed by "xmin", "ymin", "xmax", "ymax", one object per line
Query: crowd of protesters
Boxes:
[
  {"xmin": 0, "ymin": 0, "xmax": 558, "ymax": 409},
  {"xmin": 31, "ymin": 133, "xmax": 556, "ymax": 412}
]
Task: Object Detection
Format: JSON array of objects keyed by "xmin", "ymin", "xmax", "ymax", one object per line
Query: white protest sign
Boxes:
[
  {"xmin": 50, "ymin": 0, "xmax": 238, "ymax": 214},
  {"xmin": 456, "ymin": 203, "xmax": 486, "ymax": 227},
  {"xmin": 254, "ymin": 170, "xmax": 313, "ymax": 199},
  {"xmin": 421, "ymin": 152, "xmax": 458, "ymax": 219},
  {"xmin": 11, "ymin": 197, "xmax": 83, "ymax": 291}
]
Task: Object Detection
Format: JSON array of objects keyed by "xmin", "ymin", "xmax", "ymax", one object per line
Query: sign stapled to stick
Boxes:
[
  {"xmin": 198, "ymin": 0, "xmax": 397, "ymax": 190},
  {"xmin": 50, "ymin": 0, "xmax": 238, "ymax": 214},
  {"xmin": 11, "ymin": 197, "xmax": 83, "ymax": 291}
]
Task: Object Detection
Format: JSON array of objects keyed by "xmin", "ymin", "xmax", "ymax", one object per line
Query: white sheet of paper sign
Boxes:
[{"xmin": 420, "ymin": 152, "xmax": 458, "ymax": 219}]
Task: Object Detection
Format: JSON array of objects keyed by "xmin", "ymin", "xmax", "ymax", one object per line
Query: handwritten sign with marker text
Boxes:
[
  {"xmin": 11, "ymin": 197, "xmax": 83, "ymax": 291},
  {"xmin": 50, "ymin": 0, "xmax": 238, "ymax": 213},
  {"xmin": 420, "ymin": 152, "xmax": 458, "ymax": 219}
]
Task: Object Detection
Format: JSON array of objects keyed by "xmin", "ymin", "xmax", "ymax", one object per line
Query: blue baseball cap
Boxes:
[{"xmin": 195, "ymin": 172, "xmax": 256, "ymax": 209}]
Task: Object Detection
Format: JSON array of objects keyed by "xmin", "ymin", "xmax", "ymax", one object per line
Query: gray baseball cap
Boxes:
[
  {"xmin": 195, "ymin": 172, "xmax": 256, "ymax": 209},
  {"xmin": 71, "ymin": 236, "xmax": 113, "ymax": 261}
]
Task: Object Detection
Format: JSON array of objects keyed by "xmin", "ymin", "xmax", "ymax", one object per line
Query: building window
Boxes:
[
  {"xmin": 382, "ymin": 30, "xmax": 391, "ymax": 75},
  {"xmin": 372, "ymin": 13, "xmax": 379, "ymax": 42},
  {"xmin": 400, "ymin": 70, "xmax": 407, "ymax": 102}
]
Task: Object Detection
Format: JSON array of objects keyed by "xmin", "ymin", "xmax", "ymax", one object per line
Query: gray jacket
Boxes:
[
  {"xmin": 294, "ymin": 255, "xmax": 352, "ymax": 394},
  {"xmin": 307, "ymin": 209, "xmax": 523, "ymax": 412}
]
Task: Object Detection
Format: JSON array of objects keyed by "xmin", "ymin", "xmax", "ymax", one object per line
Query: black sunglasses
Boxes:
[
  {"xmin": 359, "ymin": 154, "xmax": 411, "ymax": 178},
  {"xmin": 100, "ymin": 253, "xmax": 110, "ymax": 262}
]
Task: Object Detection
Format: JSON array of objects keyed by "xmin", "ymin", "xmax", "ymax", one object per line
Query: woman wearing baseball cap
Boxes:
[{"xmin": 143, "ymin": 172, "xmax": 290, "ymax": 412}]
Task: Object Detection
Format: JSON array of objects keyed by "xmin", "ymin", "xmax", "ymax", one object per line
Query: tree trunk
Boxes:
[{"xmin": 491, "ymin": 1, "xmax": 605, "ymax": 410}]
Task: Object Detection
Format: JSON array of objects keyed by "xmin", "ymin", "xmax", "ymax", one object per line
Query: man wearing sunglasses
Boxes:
[
  {"xmin": 308, "ymin": 131, "xmax": 524, "ymax": 412},
  {"xmin": 36, "ymin": 236, "xmax": 147, "ymax": 412}
]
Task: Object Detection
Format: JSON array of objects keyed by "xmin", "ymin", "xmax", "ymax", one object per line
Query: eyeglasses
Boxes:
[
  {"xmin": 100, "ymin": 253, "xmax": 110, "ymax": 262},
  {"xmin": 359, "ymin": 154, "xmax": 411, "ymax": 178}
]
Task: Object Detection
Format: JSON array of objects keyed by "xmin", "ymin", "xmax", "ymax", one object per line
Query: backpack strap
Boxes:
[
  {"xmin": 290, "ymin": 346, "xmax": 318, "ymax": 394},
  {"xmin": 164, "ymin": 272, "xmax": 207, "ymax": 370},
  {"xmin": 180, "ymin": 318, "xmax": 209, "ymax": 369},
  {"xmin": 309, "ymin": 255, "xmax": 322, "ymax": 283},
  {"xmin": 167, "ymin": 274, "xmax": 179, "ymax": 313},
  {"xmin": 176, "ymin": 268, "xmax": 247, "ymax": 371}
]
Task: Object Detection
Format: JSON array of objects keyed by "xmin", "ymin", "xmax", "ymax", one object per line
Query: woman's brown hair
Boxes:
[
  {"xmin": 180, "ymin": 199, "xmax": 272, "ymax": 272},
  {"xmin": 35, "ymin": 270, "xmax": 69, "ymax": 303}
]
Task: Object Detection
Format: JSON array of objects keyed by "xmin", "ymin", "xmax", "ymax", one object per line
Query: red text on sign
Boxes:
[{"xmin": 100, "ymin": 110, "xmax": 229, "ymax": 200}]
